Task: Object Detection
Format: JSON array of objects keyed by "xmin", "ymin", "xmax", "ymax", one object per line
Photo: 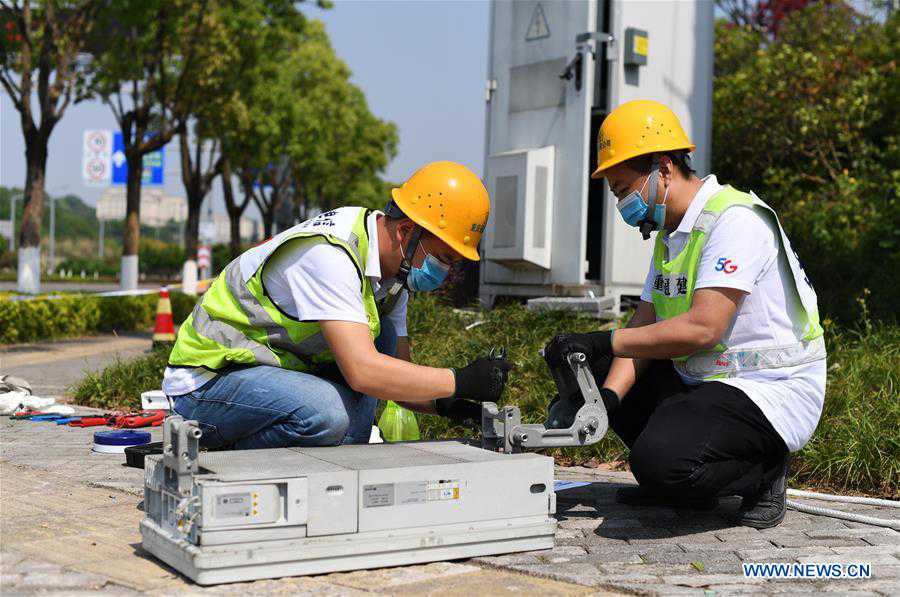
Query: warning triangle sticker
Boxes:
[{"xmin": 526, "ymin": 3, "xmax": 550, "ymax": 41}]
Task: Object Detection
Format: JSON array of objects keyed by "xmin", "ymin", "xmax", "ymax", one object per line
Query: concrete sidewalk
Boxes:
[{"xmin": 2, "ymin": 411, "xmax": 897, "ymax": 596}]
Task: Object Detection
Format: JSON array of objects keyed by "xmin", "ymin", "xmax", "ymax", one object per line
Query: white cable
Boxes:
[
  {"xmin": 786, "ymin": 499, "xmax": 900, "ymax": 531},
  {"xmin": 787, "ymin": 488, "xmax": 900, "ymax": 508}
]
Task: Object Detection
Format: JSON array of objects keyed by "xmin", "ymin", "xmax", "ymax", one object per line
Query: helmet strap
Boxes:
[
  {"xmin": 397, "ymin": 224, "xmax": 424, "ymax": 291},
  {"xmin": 638, "ymin": 156, "xmax": 661, "ymax": 240}
]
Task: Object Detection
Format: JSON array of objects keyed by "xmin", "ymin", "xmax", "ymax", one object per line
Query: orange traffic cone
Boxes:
[{"xmin": 152, "ymin": 287, "xmax": 176, "ymax": 346}]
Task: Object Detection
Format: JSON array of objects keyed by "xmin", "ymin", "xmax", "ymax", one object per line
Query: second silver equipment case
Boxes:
[{"xmin": 141, "ymin": 416, "xmax": 556, "ymax": 585}]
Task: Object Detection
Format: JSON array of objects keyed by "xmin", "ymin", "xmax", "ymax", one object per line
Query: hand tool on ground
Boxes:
[
  {"xmin": 10, "ymin": 411, "xmax": 50, "ymax": 419},
  {"xmin": 66, "ymin": 410, "xmax": 167, "ymax": 428},
  {"xmin": 29, "ymin": 414, "xmax": 68, "ymax": 421},
  {"xmin": 55, "ymin": 417, "xmax": 83, "ymax": 425},
  {"xmin": 110, "ymin": 409, "xmax": 166, "ymax": 428},
  {"xmin": 69, "ymin": 415, "xmax": 115, "ymax": 427}
]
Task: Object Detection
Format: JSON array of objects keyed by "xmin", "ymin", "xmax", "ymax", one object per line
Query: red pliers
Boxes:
[
  {"xmin": 68, "ymin": 414, "xmax": 116, "ymax": 427},
  {"xmin": 111, "ymin": 409, "xmax": 167, "ymax": 428}
]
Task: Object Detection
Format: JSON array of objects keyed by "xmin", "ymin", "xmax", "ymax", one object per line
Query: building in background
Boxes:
[
  {"xmin": 208, "ymin": 213, "xmax": 262, "ymax": 245},
  {"xmin": 95, "ymin": 187, "xmax": 261, "ymax": 244},
  {"xmin": 96, "ymin": 187, "xmax": 187, "ymax": 227}
]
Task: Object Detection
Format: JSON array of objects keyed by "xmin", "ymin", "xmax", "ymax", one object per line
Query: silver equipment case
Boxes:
[{"xmin": 141, "ymin": 416, "xmax": 556, "ymax": 585}]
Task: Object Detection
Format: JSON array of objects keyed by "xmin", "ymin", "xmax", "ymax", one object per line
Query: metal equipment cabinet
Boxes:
[{"xmin": 480, "ymin": 0, "xmax": 714, "ymax": 312}]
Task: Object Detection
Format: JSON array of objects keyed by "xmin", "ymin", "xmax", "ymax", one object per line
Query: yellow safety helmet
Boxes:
[
  {"xmin": 390, "ymin": 161, "xmax": 490, "ymax": 261},
  {"xmin": 591, "ymin": 99, "xmax": 695, "ymax": 179}
]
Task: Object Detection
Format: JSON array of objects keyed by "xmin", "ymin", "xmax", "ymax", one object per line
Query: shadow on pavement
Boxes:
[{"xmin": 555, "ymin": 481, "xmax": 742, "ymax": 539}]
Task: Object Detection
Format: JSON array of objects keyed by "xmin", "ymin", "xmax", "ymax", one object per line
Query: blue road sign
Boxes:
[{"xmin": 111, "ymin": 132, "xmax": 165, "ymax": 186}]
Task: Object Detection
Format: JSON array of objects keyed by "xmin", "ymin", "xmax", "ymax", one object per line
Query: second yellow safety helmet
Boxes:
[
  {"xmin": 391, "ymin": 161, "xmax": 490, "ymax": 261},
  {"xmin": 592, "ymin": 99, "xmax": 695, "ymax": 178}
]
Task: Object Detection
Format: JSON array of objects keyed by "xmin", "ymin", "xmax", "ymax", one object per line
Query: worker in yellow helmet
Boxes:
[
  {"xmin": 165, "ymin": 161, "xmax": 511, "ymax": 449},
  {"xmin": 544, "ymin": 100, "xmax": 825, "ymax": 529}
]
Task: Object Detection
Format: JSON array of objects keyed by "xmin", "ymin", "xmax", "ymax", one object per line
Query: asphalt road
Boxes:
[
  {"xmin": 0, "ymin": 333, "xmax": 153, "ymax": 397},
  {"xmin": 0, "ymin": 281, "xmax": 160, "ymax": 293}
]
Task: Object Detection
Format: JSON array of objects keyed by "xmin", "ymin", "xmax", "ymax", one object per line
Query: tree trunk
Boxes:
[
  {"xmin": 228, "ymin": 210, "xmax": 241, "ymax": 256},
  {"xmin": 220, "ymin": 158, "xmax": 244, "ymax": 259},
  {"xmin": 17, "ymin": 132, "xmax": 48, "ymax": 293},
  {"xmin": 184, "ymin": 194, "xmax": 201, "ymax": 261},
  {"xmin": 18, "ymin": 133, "xmax": 47, "ymax": 249},
  {"xmin": 120, "ymin": 151, "xmax": 143, "ymax": 289},
  {"xmin": 123, "ymin": 153, "xmax": 143, "ymax": 257},
  {"xmin": 262, "ymin": 210, "xmax": 274, "ymax": 238}
]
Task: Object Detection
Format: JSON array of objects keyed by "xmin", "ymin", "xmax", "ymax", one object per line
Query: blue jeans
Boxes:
[{"xmin": 172, "ymin": 320, "xmax": 398, "ymax": 450}]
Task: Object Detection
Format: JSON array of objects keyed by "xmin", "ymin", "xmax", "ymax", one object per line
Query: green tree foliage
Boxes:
[
  {"xmin": 221, "ymin": 19, "xmax": 397, "ymax": 236},
  {"xmin": 178, "ymin": 1, "xmax": 318, "ymax": 257},
  {"xmin": 713, "ymin": 2, "xmax": 899, "ymax": 322},
  {"xmin": 84, "ymin": 0, "xmax": 238, "ymax": 271},
  {"xmin": 1, "ymin": 186, "xmax": 97, "ymax": 241},
  {"xmin": 285, "ymin": 23, "xmax": 398, "ymax": 215},
  {"xmin": 0, "ymin": 1, "xmax": 100, "ymax": 252}
]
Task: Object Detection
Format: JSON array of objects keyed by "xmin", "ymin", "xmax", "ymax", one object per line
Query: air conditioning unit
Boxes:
[{"xmin": 484, "ymin": 146, "xmax": 554, "ymax": 270}]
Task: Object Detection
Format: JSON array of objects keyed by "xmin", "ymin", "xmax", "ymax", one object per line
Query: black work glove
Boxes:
[
  {"xmin": 434, "ymin": 398, "xmax": 483, "ymax": 427},
  {"xmin": 599, "ymin": 387, "xmax": 620, "ymax": 415},
  {"xmin": 452, "ymin": 356, "xmax": 513, "ymax": 402},
  {"xmin": 546, "ymin": 387, "xmax": 620, "ymax": 428},
  {"xmin": 543, "ymin": 331, "xmax": 614, "ymax": 370}
]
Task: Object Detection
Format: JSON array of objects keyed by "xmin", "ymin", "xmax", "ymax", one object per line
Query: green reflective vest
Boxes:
[
  {"xmin": 168, "ymin": 207, "xmax": 381, "ymax": 373},
  {"xmin": 650, "ymin": 185, "xmax": 825, "ymax": 381}
]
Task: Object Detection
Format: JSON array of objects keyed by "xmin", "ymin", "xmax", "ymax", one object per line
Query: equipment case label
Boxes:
[
  {"xmin": 216, "ymin": 492, "xmax": 252, "ymax": 517},
  {"xmin": 362, "ymin": 483, "xmax": 394, "ymax": 507},
  {"xmin": 363, "ymin": 480, "xmax": 460, "ymax": 508}
]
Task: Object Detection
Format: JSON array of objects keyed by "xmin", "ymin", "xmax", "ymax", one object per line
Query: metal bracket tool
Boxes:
[
  {"xmin": 162, "ymin": 415, "xmax": 202, "ymax": 496},
  {"xmin": 482, "ymin": 351, "xmax": 609, "ymax": 453}
]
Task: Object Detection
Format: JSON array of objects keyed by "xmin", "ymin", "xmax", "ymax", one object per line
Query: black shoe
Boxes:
[
  {"xmin": 616, "ymin": 485, "xmax": 718, "ymax": 510},
  {"xmin": 734, "ymin": 455, "xmax": 789, "ymax": 529}
]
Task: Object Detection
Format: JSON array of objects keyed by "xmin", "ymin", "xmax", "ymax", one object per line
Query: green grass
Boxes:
[
  {"xmin": 70, "ymin": 347, "xmax": 171, "ymax": 411},
  {"xmin": 791, "ymin": 321, "xmax": 899, "ymax": 497},
  {"xmin": 71, "ymin": 294, "xmax": 899, "ymax": 497}
]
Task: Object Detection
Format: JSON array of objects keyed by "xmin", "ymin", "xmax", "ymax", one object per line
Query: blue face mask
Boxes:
[
  {"xmin": 615, "ymin": 167, "xmax": 669, "ymax": 235},
  {"xmin": 406, "ymin": 253, "xmax": 450, "ymax": 292}
]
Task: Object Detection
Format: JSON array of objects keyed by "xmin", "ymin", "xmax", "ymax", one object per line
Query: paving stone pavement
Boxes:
[{"xmin": 2, "ymin": 413, "xmax": 898, "ymax": 595}]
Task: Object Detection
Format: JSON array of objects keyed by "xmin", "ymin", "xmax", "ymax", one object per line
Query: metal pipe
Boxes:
[
  {"xmin": 787, "ymin": 500, "xmax": 900, "ymax": 531},
  {"xmin": 787, "ymin": 489, "xmax": 900, "ymax": 509}
]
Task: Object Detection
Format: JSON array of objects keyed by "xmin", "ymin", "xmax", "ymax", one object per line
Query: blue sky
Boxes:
[{"xmin": 0, "ymin": 0, "xmax": 491, "ymax": 218}]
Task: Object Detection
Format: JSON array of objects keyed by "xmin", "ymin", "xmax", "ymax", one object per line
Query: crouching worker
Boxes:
[
  {"xmin": 164, "ymin": 161, "xmax": 511, "ymax": 449},
  {"xmin": 545, "ymin": 101, "xmax": 826, "ymax": 529}
]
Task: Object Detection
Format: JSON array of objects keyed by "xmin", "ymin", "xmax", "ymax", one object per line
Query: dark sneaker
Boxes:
[
  {"xmin": 616, "ymin": 485, "xmax": 718, "ymax": 510},
  {"xmin": 734, "ymin": 455, "xmax": 789, "ymax": 529}
]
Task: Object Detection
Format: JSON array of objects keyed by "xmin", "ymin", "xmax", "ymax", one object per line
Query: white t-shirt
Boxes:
[
  {"xmin": 163, "ymin": 212, "xmax": 408, "ymax": 397},
  {"xmin": 640, "ymin": 175, "xmax": 826, "ymax": 452}
]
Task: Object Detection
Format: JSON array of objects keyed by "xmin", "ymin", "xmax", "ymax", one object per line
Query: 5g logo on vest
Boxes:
[{"xmin": 715, "ymin": 257, "xmax": 738, "ymax": 274}]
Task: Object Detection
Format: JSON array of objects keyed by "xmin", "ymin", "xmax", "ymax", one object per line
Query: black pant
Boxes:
[{"xmin": 595, "ymin": 357, "xmax": 788, "ymax": 500}]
